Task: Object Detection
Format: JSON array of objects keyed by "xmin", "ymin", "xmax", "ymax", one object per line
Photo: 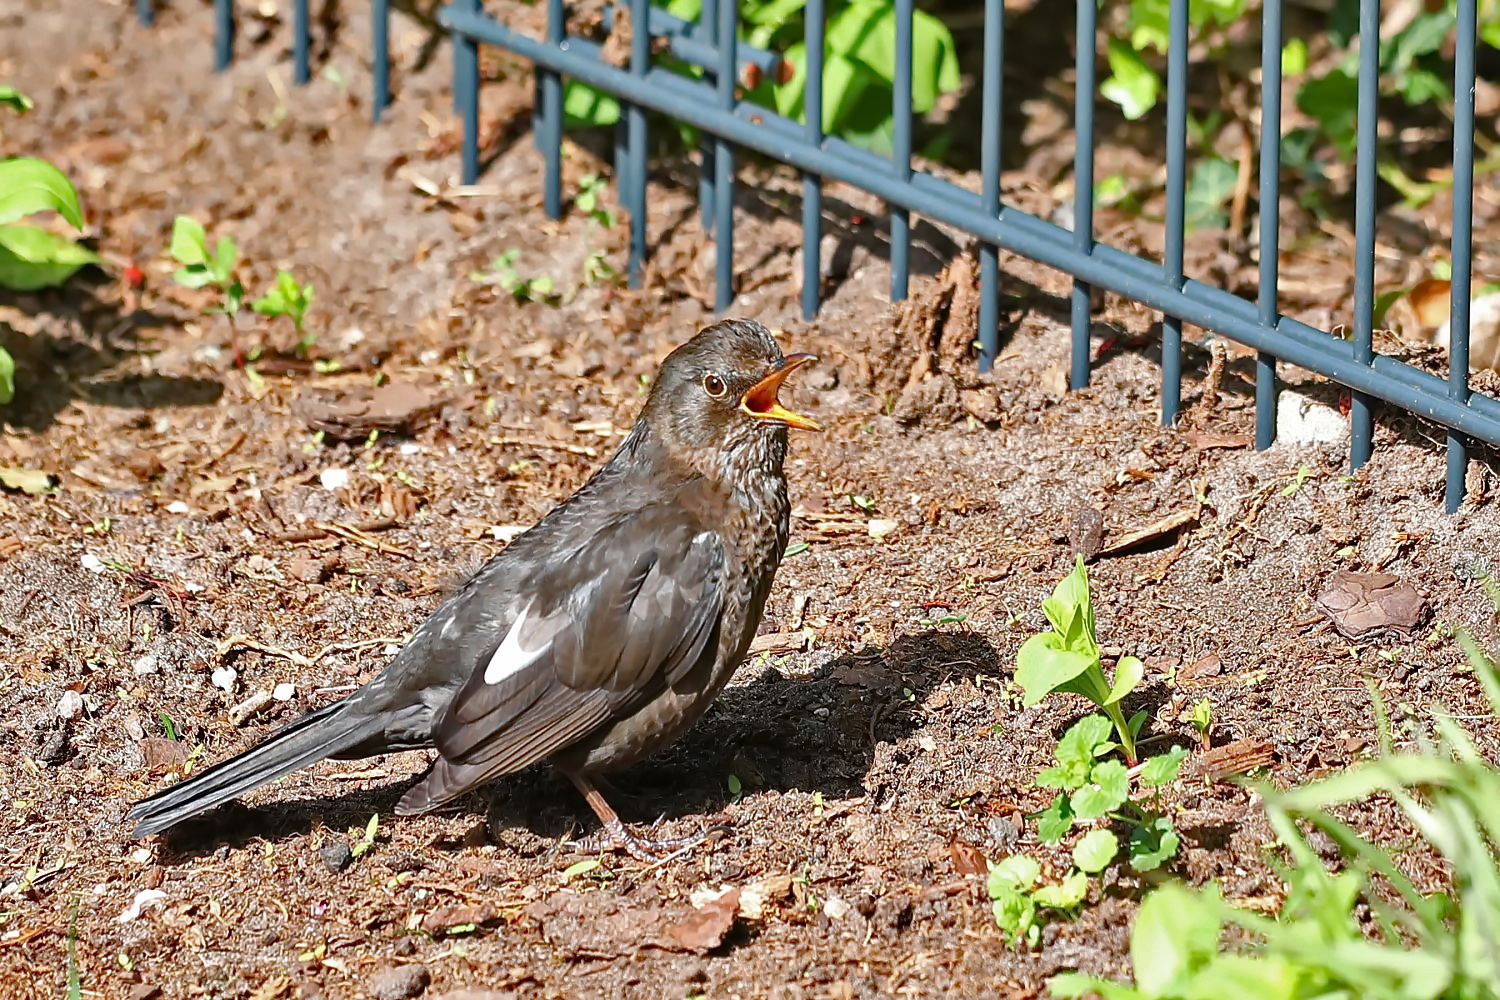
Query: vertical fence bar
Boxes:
[
  {"xmin": 626, "ymin": 0, "xmax": 650, "ymax": 287},
  {"xmin": 890, "ymin": 0, "xmax": 914, "ymax": 302},
  {"xmin": 1350, "ymin": 0, "xmax": 1380, "ymax": 468},
  {"xmin": 1160, "ymin": 0, "xmax": 1188, "ymax": 425},
  {"xmin": 977, "ymin": 0, "xmax": 1003, "ymax": 372},
  {"xmin": 1447, "ymin": 0, "xmax": 1477, "ymax": 512},
  {"xmin": 215, "ymin": 0, "xmax": 235, "ymax": 72},
  {"xmin": 713, "ymin": 0, "xmax": 736, "ymax": 310},
  {"xmin": 541, "ymin": 0, "xmax": 565, "ymax": 217},
  {"xmin": 372, "ymin": 0, "xmax": 390, "ymax": 122},
  {"xmin": 1256, "ymin": 0, "xmax": 1283, "ymax": 450},
  {"xmin": 293, "ymin": 0, "xmax": 311, "ymax": 85},
  {"xmin": 800, "ymin": 0, "xmax": 826, "ymax": 320},
  {"xmin": 700, "ymin": 0, "xmax": 719, "ymax": 233},
  {"xmin": 1070, "ymin": 0, "xmax": 1096, "ymax": 390},
  {"xmin": 453, "ymin": 0, "xmax": 480, "ymax": 184},
  {"xmin": 614, "ymin": 118, "xmax": 632, "ymax": 211},
  {"xmin": 135, "ymin": 0, "xmax": 153, "ymax": 28}
]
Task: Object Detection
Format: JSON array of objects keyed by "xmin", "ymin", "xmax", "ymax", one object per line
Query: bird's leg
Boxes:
[{"xmin": 564, "ymin": 772, "xmax": 725, "ymax": 863}]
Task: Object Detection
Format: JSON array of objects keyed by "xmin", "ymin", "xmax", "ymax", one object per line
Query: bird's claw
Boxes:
[{"xmin": 567, "ymin": 819, "xmax": 728, "ymax": 863}]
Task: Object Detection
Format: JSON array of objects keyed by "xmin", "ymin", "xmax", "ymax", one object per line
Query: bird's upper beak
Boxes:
[{"xmin": 741, "ymin": 353, "xmax": 823, "ymax": 431}]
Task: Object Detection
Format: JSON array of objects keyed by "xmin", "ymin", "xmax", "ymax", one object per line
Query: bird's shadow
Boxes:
[{"xmin": 144, "ymin": 630, "xmax": 1000, "ymax": 861}]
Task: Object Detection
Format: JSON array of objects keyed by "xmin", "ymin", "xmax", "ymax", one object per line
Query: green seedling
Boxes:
[
  {"xmin": 1189, "ymin": 696, "xmax": 1213, "ymax": 749},
  {"xmin": 582, "ymin": 248, "xmax": 618, "ymax": 286},
  {"xmin": 158, "ymin": 712, "xmax": 178, "ymax": 741},
  {"xmin": 470, "ymin": 248, "xmax": 558, "ymax": 303},
  {"xmin": 1014, "ymin": 556, "xmax": 1146, "ymax": 763},
  {"xmin": 251, "ymin": 269, "xmax": 316, "ymax": 352},
  {"xmin": 66, "ymin": 896, "xmax": 81, "ymax": 1000},
  {"xmin": 988, "ymin": 829, "xmax": 1117, "ymax": 948},
  {"xmin": 1034, "ymin": 715, "xmax": 1188, "ymax": 872},
  {"xmin": 349, "ymin": 813, "xmax": 380, "ymax": 859},
  {"xmin": 575, "ymin": 173, "xmax": 616, "ymax": 227},
  {"xmin": 170, "ymin": 215, "xmax": 244, "ymax": 315},
  {"xmin": 1280, "ymin": 464, "xmax": 1313, "ymax": 496}
]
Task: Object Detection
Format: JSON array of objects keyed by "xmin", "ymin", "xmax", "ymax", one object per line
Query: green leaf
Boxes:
[
  {"xmin": 1049, "ymin": 972, "xmax": 1143, "ymax": 1000},
  {"xmin": 0, "ymin": 467, "xmax": 57, "ymax": 494},
  {"xmin": 1104, "ymin": 655, "xmax": 1143, "ymax": 706},
  {"xmin": 1281, "ymin": 38, "xmax": 1308, "ymax": 76},
  {"xmin": 1140, "ymin": 745, "xmax": 1190, "ymax": 787},
  {"xmin": 1056, "ymin": 715, "xmax": 1117, "ymax": 768},
  {"xmin": 0, "ymin": 226, "xmax": 97, "ymax": 290},
  {"xmin": 1072, "ymin": 829, "xmax": 1119, "ymax": 873},
  {"xmin": 172, "ymin": 266, "xmax": 216, "ymax": 289},
  {"xmin": 1129, "ymin": 883, "xmax": 1224, "ymax": 996},
  {"xmin": 169, "ymin": 215, "xmax": 210, "ymax": 267},
  {"xmin": 1037, "ymin": 793, "xmax": 1074, "ymax": 844},
  {"xmin": 562, "ymin": 858, "xmax": 601, "ymax": 881},
  {"xmin": 1015, "ymin": 633, "xmax": 1098, "ymax": 707},
  {"xmin": 824, "ymin": 2, "xmax": 960, "ymax": 114},
  {"xmin": 563, "ymin": 80, "xmax": 621, "ymax": 127},
  {"xmin": 1296, "ymin": 69, "xmax": 1359, "ymax": 157},
  {"xmin": 1072, "ymin": 760, "xmax": 1129, "ymax": 819},
  {"xmin": 1128, "ymin": 814, "xmax": 1180, "ymax": 871},
  {"xmin": 0, "ymin": 157, "xmax": 87, "ymax": 229},
  {"xmin": 0, "ymin": 347, "xmax": 13, "ymax": 405},
  {"xmin": 1184, "ymin": 156, "xmax": 1238, "ymax": 231},
  {"xmin": 987, "ymin": 854, "xmax": 1040, "ymax": 894},
  {"xmin": 1032, "ymin": 870, "xmax": 1089, "ymax": 910},
  {"xmin": 211, "ymin": 236, "xmax": 239, "ymax": 285},
  {"xmin": 1100, "ymin": 38, "xmax": 1160, "ymax": 120},
  {"xmin": 0, "ymin": 86, "xmax": 34, "ymax": 114}
]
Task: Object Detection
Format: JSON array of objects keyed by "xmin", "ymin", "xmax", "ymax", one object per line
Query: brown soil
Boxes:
[{"xmin": 3, "ymin": 3, "xmax": 1499, "ymax": 999}]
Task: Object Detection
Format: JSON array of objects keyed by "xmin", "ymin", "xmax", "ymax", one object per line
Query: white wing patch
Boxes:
[{"xmin": 483, "ymin": 606, "xmax": 549, "ymax": 685}]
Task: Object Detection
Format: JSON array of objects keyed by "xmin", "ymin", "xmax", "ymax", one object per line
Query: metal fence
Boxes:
[{"xmin": 138, "ymin": 0, "xmax": 1491, "ymax": 512}]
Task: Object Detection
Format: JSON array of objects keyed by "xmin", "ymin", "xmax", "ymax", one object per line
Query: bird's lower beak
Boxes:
[{"xmin": 741, "ymin": 353, "xmax": 823, "ymax": 431}]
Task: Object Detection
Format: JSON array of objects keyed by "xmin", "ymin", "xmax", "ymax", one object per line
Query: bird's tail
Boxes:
[{"xmin": 125, "ymin": 698, "xmax": 382, "ymax": 838}]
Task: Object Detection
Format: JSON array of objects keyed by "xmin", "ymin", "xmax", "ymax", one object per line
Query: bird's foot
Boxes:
[{"xmin": 567, "ymin": 817, "xmax": 729, "ymax": 863}]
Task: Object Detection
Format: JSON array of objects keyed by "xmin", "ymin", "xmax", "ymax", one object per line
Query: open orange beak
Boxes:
[{"xmin": 741, "ymin": 353, "xmax": 822, "ymax": 432}]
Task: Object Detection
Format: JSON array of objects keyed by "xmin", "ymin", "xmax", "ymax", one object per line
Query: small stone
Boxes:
[
  {"xmin": 132, "ymin": 653, "xmax": 160, "ymax": 677},
  {"xmin": 211, "ymin": 667, "xmax": 237, "ymax": 693},
  {"xmin": 38, "ymin": 728, "xmax": 69, "ymax": 765},
  {"xmin": 320, "ymin": 842, "xmax": 352, "ymax": 873},
  {"xmin": 165, "ymin": 500, "xmax": 190, "ymax": 514},
  {"xmin": 319, "ymin": 468, "xmax": 351, "ymax": 491},
  {"xmin": 367, "ymin": 963, "xmax": 430, "ymax": 1000},
  {"xmin": 272, "ymin": 682, "xmax": 296, "ymax": 701},
  {"xmin": 822, "ymin": 895, "xmax": 850, "ymax": 920},
  {"xmin": 1068, "ymin": 506, "xmax": 1106, "ymax": 561},
  {"xmin": 57, "ymin": 690, "xmax": 85, "ymax": 721},
  {"xmin": 81, "ymin": 553, "xmax": 107, "ymax": 574}
]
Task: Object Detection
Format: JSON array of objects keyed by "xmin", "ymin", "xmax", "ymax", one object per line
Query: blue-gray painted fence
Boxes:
[{"xmin": 136, "ymin": 0, "xmax": 1487, "ymax": 512}]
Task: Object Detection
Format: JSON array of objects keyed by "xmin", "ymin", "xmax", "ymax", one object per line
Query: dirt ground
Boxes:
[{"xmin": 4, "ymin": 2, "xmax": 1500, "ymax": 998}]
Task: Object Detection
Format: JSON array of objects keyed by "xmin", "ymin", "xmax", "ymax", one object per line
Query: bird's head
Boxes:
[{"xmin": 640, "ymin": 319, "xmax": 821, "ymax": 478}]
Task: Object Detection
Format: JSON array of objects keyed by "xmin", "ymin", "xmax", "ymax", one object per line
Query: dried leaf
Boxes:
[
  {"xmin": 1192, "ymin": 738, "xmax": 1274, "ymax": 780},
  {"xmin": 0, "ymin": 467, "xmax": 56, "ymax": 494},
  {"xmin": 663, "ymin": 887, "xmax": 739, "ymax": 953},
  {"xmin": 1315, "ymin": 570, "xmax": 1426, "ymax": 641}
]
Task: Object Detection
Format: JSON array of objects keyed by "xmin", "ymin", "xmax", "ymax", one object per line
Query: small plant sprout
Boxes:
[
  {"xmin": 170, "ymin": 215, "xmax": 244, "ymax": 315},
  {"xmin": 1035, "ymin": 715, "xmax": 1189, "ymax": 872},
  {"xmin": 349, "ymin": 813, "xmax": 380, "ymax": 859},
  {"xmin": 575, "ymin": 173, "xmax": 616, "ymax": 227},
  {"xmin": 987, "ymin": 831, "xmax": 1115, "ymax": 948},
  {"xmin": 1014, "ymin": 556, "xmax": 1146, "ymax": 763},
  {"xmin": 251, "ymin": 269, "xmax": 316, "ymax": 352},
  {"xmin": 1189, "ymin": 697, "xmax": 1213, "ymax": 749},
  {"xmin": 470, "ymin": 248, "xmax": 558, "ymax": 303}
]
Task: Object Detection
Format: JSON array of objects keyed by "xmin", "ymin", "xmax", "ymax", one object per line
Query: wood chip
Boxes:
[
  {"xmin": 228, "ymin": 687, "xmax": 275, "ymax": 725},
  {"xmin": 1185, "ymin": 431, "xmax": 1253, "ymax": 450},
  {"xmin": 662, "ymin": 888, "xmax": 739, "ymax": 953},
  {"xmin": 1098, "ymin": 508, "xmax": 1198, "ymax": 557},
  {"xmin": 1192, "ymin": 738, "xmax": 1274, "ymax": 781},
  {"xmin": 1315, "ymin": 570, "xmax": 1426, "ymax": 642},
  {"xmin": 749, "ymin": 631, "xmax": 807, "ymax": 655},
  {"xmin": 1067, "ymin": 505, "xmax": 1105, "ymax": 561},
  {"xmin": 294, "ymin": 381, "xmax": 448, "ymax": 439}
]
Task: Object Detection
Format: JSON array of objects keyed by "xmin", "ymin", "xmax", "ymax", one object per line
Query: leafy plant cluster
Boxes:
[
  {"xmin": 566, "ymin": 0, "xmax": 960, "ymax": 157},
  {"xmin": 1049, "ymin": 588, "xmax": 1500, "ymax": 1000},
  {"xmin": 989, "ymin": 557, "xmax": 1192, "ymax": 946},
  {"xmin": 1099, "ymin": 0, "xmax": 1500, "ymax": 228},
  {"xmin": 169, "ymin": 215, "xmax": 316, "ymax": 355},
  {"xmin": 1, "ymin": 86, "xmax": 100, "ymax": 404}
]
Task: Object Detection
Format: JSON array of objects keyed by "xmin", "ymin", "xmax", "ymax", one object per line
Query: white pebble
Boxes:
[
  {"xmin": 399, "ymin": 443, "xmax": 420, "ymax": 456},
  {"xmin": 1277, "ymin": 390, "xmax": 1347, "ymax": 445},
  {"xmin": 166, "ymin": 500, "xmax": 190, "ymax": 514},
  {"xmin": 822, "ymin": 895, "xmax": 850, "ymax": 920},
  {"xmin": 211, "ymin": 667, "xmax": 237, "ymax": 692},
  {"xmin": 81, "ymin": 553, "xmax": 107, "ymax": 574},
  {"xmin": 131, "ymin": 654, "xmax": 159, "ymax": 677},
  {"xmin": 272, "ymin": 682, "xmax": 296, "ymax": 702},
  {"xmin": 56, "ymin": 691, "xmax": 85, "ymax": 720},
  {"xmin": 489, "ymin": 524, "xmax": 526, "ymax": 542},
  {"xmin": 319, "ymin": 468, "xmax": 351, "ymax": 491}
]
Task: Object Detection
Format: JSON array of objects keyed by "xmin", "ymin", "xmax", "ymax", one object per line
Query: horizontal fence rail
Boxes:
[{"xmin": 136, "ymin": 0, "xmax": 1487, "ymax": 512}]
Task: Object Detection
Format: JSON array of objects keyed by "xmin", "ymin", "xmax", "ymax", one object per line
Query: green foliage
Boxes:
[
  {"xmin": 575, "ymin": 173, "xmax": 616, "ymax": 228},
  {"xmin": 565, "ymin": 0, "xmax": 960, "ymax": 156},
  {"xmin": 1049, "ymin": 601, "xmax": 1500, "ymax": 1000},
  {"xmin": 170, "ymin": 215, "xmax": 244, "ymax": 315},
  {"xmin": 350, "ymin": 813, "xmax": 380, "ymax": 859},
  {"xmin": 1034, "ymin": 715, "xmax": 1187, "ymax": 872},
  {"xmin": 251, "ymin": 269, "xmax": 316, "ymax": 351},
  {"xmin": 470, "ymin": 248, "xmax": 559, "ymax": 303},
  {"xmin": 0, "ymin": 348, "xmax": 13, "ymax": 406},
  {"xmin": 988, "ymin": 831, "xmax": 1119, "ymax": 948},
  {"xmin": 1015, "ymin": 556, "xmax": 1146, "ymax": 763},
  {"xmin": 1189, "ymin": 697, "xmax": 1213, "ymax": 747},
  {"xmin": 0, "ymin": 86, "xmax": 35, "ymax": 113}
]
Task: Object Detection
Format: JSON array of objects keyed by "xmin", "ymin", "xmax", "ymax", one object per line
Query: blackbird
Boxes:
[{"xmin": 126, "ymin": 319, "xmax": 820, "ymax": 858}]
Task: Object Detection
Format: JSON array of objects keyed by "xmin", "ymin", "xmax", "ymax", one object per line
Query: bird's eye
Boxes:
[{"xmin": 702, "ymin": 373, "xmax": 728, "ymax": 398}]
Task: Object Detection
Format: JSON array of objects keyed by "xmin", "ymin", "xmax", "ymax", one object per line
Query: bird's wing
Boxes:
[{"xmin": 429, "ymin": 503, "xmax": 725, "ymax": 778}]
